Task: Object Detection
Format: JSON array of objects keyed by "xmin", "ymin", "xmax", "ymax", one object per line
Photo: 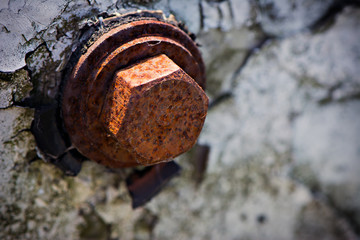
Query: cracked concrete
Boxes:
[
  {"xmin": 0, "ymin": 0, "xmax": 70, "ymax": 72},
  {"xmin": 1, "ymin": 0, "xmax": 360, "ymax": 239}
]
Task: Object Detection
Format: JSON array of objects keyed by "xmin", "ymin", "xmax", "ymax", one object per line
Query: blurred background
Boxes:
[{"xmin": 0, "ymin": 0, "xmax": 359, "ymax": 239}]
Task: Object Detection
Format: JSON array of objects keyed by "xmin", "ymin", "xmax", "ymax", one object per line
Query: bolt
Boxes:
[
  {"xmin": 101, "ymin": 54, "xmax": 208, "ymax": 165},
  {"xmin": 61, "ymin": 13, "xmax": 208, "ymax": 168}
]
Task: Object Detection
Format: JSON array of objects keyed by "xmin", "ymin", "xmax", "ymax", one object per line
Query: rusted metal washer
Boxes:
[{"xmin": 61, "ymin": 12, "xmax": 208, "ymax": 168}]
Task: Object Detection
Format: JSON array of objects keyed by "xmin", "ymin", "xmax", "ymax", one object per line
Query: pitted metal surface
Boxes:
[{"xmin": 61, "ymin": 11, "xmax": 208, "ymax": 168}]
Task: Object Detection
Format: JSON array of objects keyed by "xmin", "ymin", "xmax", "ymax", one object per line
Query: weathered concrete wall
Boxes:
[{"xmin": 1, "ymin": 0, "xmax": 359, "ymax": 239}]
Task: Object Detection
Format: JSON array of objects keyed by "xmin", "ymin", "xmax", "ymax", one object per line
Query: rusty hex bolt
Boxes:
[
  {"xmin": 101, "ymin": 54, "xmax": 208, "ymax": 165},
  {"xmin": 61, "ymin": 13, "xmax": 208, "ymax": 168}
]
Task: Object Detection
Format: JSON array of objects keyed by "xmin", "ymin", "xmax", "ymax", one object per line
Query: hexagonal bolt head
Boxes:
[{"xmin": 101, "ymin": 54, "xmax": 208, "ymax": 164}]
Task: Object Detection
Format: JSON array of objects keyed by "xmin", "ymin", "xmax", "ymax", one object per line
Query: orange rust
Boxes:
[
  {"xmin": 61, "ymin": 17, "xmax": 208, "ymax": 168},
  {"xmin": 101, "ymin": 55, "xmax": 208, "ymax": 165},
  {"xmin": 102, "ymin": 54, "xmax": 181, "ymax": 136}
]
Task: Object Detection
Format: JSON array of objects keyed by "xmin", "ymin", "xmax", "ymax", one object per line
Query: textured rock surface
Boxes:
[
  {"xmin": 1, "ymin": 0, "xmax": 360, "ymax": 239},
  {"xmin": 293, "ymin": 101, "xmax": 360, "ymax": 228},
  {"xmin": 255, "ymin": 0, "xmax": 335, "ymax": 36}
]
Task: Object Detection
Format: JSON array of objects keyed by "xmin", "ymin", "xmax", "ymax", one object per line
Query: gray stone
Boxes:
[
  {"xmin": 0, "ymin": 106, "xmax": 34, "ymax": 193},
  {"xmin": 197, "ymin": 27, "xmax": 264, "ymax": 99},
  {"xmin": 200, "ymin": 7, "xmax": 360, "ymax": 171},
  {"xmin": 169, "ymin": 0, "xmax": 201, "ymax": 34},
  {"xmin": 293, "ymin": 100, "xmax": 360, "ymax": 226},
  {"xmin": 257, "ymin": 0, "xmax": 335, "ymax": 36},
  {"xmin": 0, "ymin": 69, "xmax": 32, "ymax": 108},
  {"xmin": 199, "ymin": 6, "xmax": 360, "ymax": 236},
  {"xmin": 148, "ymin": 158, "xmax": 351, "ymax": 240},
  {"xmin": 0, "ymin": 0, "xmax": 69, "ymax": 71}
]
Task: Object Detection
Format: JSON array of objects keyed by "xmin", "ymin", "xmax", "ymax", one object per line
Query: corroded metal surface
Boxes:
[
  {"xmin": 103, "ymin": 54, "xmax": 207, "ymax": 165},
  {"xmin": 62, "ymin": 16, "xmax": 208, "ymax": 168},
  {"xmin": 126, "ymin": 161, "xmax": 181, "ymax": 208}
]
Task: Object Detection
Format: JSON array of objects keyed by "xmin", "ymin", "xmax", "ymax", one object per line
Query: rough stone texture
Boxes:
[
  {"xmin": 1, "ymin": 0, "xmax": 360, "ymax": 239},
  {"xmin": 0, "ymin": 69, "xmax": 32, "ymax": 108},
  {"xmin": 256, "ymin": 0, "xmax": 335, "ymax": 36},
  {"xmin": 0, "ymin": 0, "xmax": 69, "ymax": 72},
  {"xmin": 293, "ymin": 101, "xmax": 360, "ymax": 228}
]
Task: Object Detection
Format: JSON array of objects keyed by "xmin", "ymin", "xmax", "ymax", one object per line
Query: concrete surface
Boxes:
[{"xmin": 1, "ymin": 0, "xmax": 359, "ymax": 239}]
